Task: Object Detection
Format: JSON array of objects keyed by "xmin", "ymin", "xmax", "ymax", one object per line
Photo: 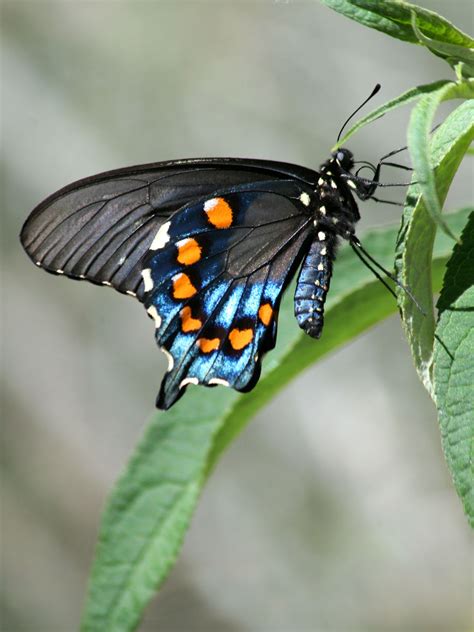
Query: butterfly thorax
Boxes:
[{"xmin": 313, "ymin": 147, "xmax": 361, "ymax": 238}]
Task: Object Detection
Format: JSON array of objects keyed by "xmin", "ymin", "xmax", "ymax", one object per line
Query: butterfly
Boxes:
[
  {"xmin": 21, "ymin": 87, "xmax": 407, "ymax": 410},
  {"xmin": 21, "ymin": 147, "xmax": 404, "ymax": 408}
]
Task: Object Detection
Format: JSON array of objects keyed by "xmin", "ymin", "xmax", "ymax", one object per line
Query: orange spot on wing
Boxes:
[
  {"xmin": 229, "ymin": 328, "xmax": 253, "ymax": 350},
  {"xmin": 258, "ymin": 303, "xmax": 273, "ymax": 326},
  {"xmin": 177, "ymin": 238, "xmax": 202, "ymax": 265},
  {"xmin": 172, "ymin": 273, "xmax": 197, "ymax": 299},
  {"xmin": 180, "ymin": 306, "xmax": 202, "ymax": 332},
  {"xmin": 197, "ymin": 337, "xmax": 220, "ymax": 353},
  {"xmin": 204, "ymin": 197, "xmax": 233, "ymax": 229}
]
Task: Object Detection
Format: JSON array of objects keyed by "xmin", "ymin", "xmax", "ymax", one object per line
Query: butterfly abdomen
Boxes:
[{"xmin": 294, "ymin": 230, "xmax": 337, "ymax": 339}]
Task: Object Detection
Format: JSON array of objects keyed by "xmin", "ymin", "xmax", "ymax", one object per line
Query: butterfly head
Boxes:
[
  {"xmin": 320, "ymin": 147, "xmax": 379, "ymax": 204},
  {"xmin": 332, "ymin": 148, "xmax": 354, "ymax": 172},
  {"xmin": 318, "ymin": 147, "xmax": 355, "ymax": 180}
]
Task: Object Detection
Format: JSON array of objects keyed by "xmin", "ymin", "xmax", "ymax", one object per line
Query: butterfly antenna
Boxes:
[
  {"xmin": 350, "ymin": 238, "xmax": 426, "ymax": 315},
  {"xmin": 337, "ymin": 83, "xmax": 381, "ymax": 143}
]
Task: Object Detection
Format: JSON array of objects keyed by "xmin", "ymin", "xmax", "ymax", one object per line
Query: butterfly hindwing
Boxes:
[{"xmin": 142, "ymin": 183, "xmax": 314, "ymax": 409}]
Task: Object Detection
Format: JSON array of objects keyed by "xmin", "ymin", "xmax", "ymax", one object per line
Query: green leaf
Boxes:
[
  {"xmin": 81, "ymin": 388, "xmax": 238, "ymax": 632},
  {"xmin": 81, "ymin": 209, "xmax": 469, "ymax": 631},
  {"xmin": 396, "ymin": 98, "xmax": 474, "ymax": 390},
  {"xmin": 320, "ymin": 0, "xmax": 474, "ymax": 48},
  {"xmin": 411, "ymin": 11, "xmax": 474, "ymax": 77},
  {"xmin": 320, "ymin": 0, "xmax": 418, "ymax": 43},
  {"xmin": 434, "ymin": 211, "xmax": 474, "ymax": 526},
  {"xmin": 407, "ymin": 82, "xmax": 474, "ymax": 241}
]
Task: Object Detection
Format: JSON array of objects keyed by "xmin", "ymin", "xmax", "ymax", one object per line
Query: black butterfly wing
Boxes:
[
  {"xmin": 20, "ymin": 158, "xmax": 319, "ymax": 300},
  {"xmin": 141, "ymin": 180, "xmax": 314, "ymax": 409}
]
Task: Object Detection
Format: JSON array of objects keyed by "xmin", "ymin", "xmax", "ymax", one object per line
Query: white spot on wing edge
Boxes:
[
  {"xmin": 320, "ymin": 247, "xmax": 327, "ymax": 256},
  {"xmin": 348, "ymin": 179, "xmax": 357, "ymax": 190},
  {"xmin": 179, "ymin": 376, "xmax": 199, "ymax": 389},
  {"xmin": 318, "ymin": 231, "xmax": 326, "ymax": 241},
  {"xmin": 56, "ymin": 269, "xmax": 64, "ymax": 275},
  {"xmin": 141, "ymin": 268, "xmax": 154, "ymax": 292},
  {"xmin": 149, "ymin": 221, "xmax": 171, "ymax": 251},
  {"xmin": 203, "ymin": 198, "xmax": 219, "ymax": 211},
  {"xmin": 126, "ymin": 290, "xmax": 137, "ymax": 297},
  {"xmin": 102, "ymin": 281, "xmax": 112, "ymax": 286},
  {"xmin": 318, "ymin": 262, "xmax": 324, "ymax": 271},
  {"xmin": 147, "ymin": 305, "xmax": 162, "ymax": 328},
  {"xmin": 318, "ymin": 177, "xmax": 325, "ymax": 186},
  {"xmin": 161, "ymin": 347, "xmax": 174, "ymax": 372},
  {"xmin": 208, "ymin": 378, "xmax": 230, "ymax": 387},
  {"xmin": 299, "ymin": 192, "xmax": 310, "ymax": 207}
]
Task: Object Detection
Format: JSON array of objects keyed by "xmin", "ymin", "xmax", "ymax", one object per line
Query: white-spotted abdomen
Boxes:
[{"xmin": 294, "ymin": 232, "xmax": 337, "ymax": 338}]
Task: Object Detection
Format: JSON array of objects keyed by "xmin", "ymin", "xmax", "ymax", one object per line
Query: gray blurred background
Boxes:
[{"xmin": 2, "ymin": 1, "xmax": 473, "ymax": 630}]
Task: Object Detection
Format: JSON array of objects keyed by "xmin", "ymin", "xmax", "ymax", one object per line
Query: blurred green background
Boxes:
[{"xmin": 2, "ymin": 1, "xmax": 473, "ymax": 630}]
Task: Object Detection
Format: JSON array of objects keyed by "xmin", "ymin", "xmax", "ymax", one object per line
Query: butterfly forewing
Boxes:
[{"xmin": 20, "ymin": 159, "xmax": 318, "ymax": 300}]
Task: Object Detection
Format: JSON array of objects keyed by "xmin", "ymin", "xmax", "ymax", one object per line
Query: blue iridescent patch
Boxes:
[{"xmin": 142, "ymin": 188, "xmax": 312, "ymax": 409}]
